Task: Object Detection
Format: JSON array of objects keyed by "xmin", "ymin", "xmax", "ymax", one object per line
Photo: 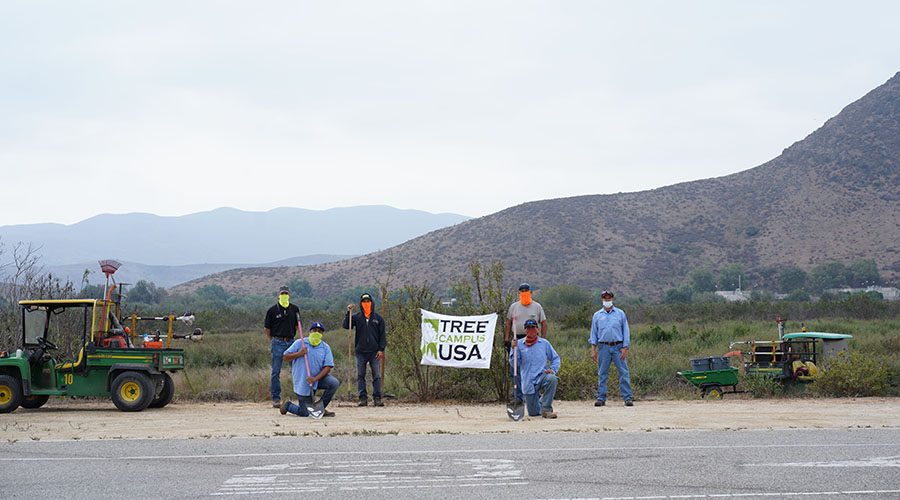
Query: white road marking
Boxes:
[
  {"xmin": 745, "ymin": 456, "xmax": 900, "ymax": 468},
  {"xmin": 537, "ymin": 492, "xmax": 900, "ymax": 500}
]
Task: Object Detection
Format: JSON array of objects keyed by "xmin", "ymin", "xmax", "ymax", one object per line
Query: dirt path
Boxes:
[{"xmin": 2, "ymin": 397, "xmax": 898, "ymax": 441}]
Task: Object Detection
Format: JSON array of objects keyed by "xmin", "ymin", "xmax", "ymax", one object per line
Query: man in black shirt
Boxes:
[
  {"xmin": 342, "ymin": 293, "xmax": 387, "ymax": 406},
  {"xmin": 265, "ymin": 285, "xmax": 302, "ymax": 408}
]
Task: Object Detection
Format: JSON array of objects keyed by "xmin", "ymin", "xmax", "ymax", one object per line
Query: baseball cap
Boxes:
[
  {"xmin": 278, "ymin": 285, "xmax": 290, "ymax": 295},
  {"xmin": 600, "ymin": 290, "xmax": 614, "ymax": 298},
  {"xmin": 360, "ymin": 293, "xmax": 373, "ymax": 302},
  {"xmin": 310, "ymin": 322, "xmax": 325, "ymax": 331},
  {"xmin": 518, "ymin": 283, "xmax": 531, "ymax": 291},
  {"xmin": 523, "ymin": 319, "xmax": 538, "ymax": 329}
]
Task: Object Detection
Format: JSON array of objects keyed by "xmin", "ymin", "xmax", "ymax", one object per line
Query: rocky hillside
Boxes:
[{"xmin": 175, "ymin": 72, "xmax": 900, "ymax": 299}]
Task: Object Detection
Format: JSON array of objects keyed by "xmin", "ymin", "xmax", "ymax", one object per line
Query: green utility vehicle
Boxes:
[{"xmin": 0, "ymin": 298, "xmax": 186, "ymax": 413}]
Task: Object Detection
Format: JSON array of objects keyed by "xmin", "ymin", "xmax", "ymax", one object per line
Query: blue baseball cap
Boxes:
[
  {"xmin": 310, "ymin": 322, "xmax": 325, "ymax": 331},
  {"xmin": 523, "ymin": 319, "xmax": 538, "ymax": 329},
  {"xmin": 518, "ymin": 283, "xmax": 531, "ymax": 291}
]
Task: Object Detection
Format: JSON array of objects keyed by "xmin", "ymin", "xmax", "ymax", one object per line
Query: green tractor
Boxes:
[{"xmin": 0, "ymin": 296, "xmax": 193, "ymax": 413}]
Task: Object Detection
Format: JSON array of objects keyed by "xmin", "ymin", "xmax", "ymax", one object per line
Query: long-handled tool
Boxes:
[
  {"xmin": 296, "ymin": 318, "xmax": 325, "ymax": 419},
  {"xmin": 347, "ymin": 309, "xmax": 353, "ymax": 400},
  {"xmin": 507, "ymin": 315, "xmax": 524, "ymax": 421}
]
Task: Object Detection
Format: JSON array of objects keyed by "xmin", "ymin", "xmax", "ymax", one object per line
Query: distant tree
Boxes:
[
  {"xmin": 689, "ymin": 268, "xmax": 716, "ymax": 293},
  {"xmin": 129, "ymin": 280, "xmax": 153, "ymax": 303},
  {"xmin": 776, "ymin": 265, "xmax": 807, "ymax": 293},
  {"xmin": 691, "ymin": 291, "xmax": 725, "ymax": 303},
  {"xmin": 808, "ymin": 261, "xmax": 848, "ymax": 294},
  {"xmin": 197, "ymin": 284, "xmax": 229, "ymax": 303},
  {"xmin": 285, "ymin": 278, "xmax": 313, "ymax": 298},
  {"xmin": 781, "ymin": 289, "xmax": 810, "ymax": 302},
  {"xmin": 848, "ymin": 259, "xmax": 880, "ymax": 287},
  {"xmin": 662, "ymin": 285, "xmax": 693, "ymax": 304},
  {"xmin": 538, "ymin": 284, "xmax": 591, "ymax": 309},
  {"xmin": 717, "ymin": 264, "xmax": 744, "ymax": 290}
]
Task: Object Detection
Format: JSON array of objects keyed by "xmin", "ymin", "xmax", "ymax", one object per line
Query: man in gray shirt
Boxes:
[{"xmin": 504, "ymin": 282, "xmax": 548, "ymax": 403}]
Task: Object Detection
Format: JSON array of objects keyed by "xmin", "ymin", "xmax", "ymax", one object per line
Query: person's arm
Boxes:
[
  {"xmin": 264, "ymin": 309, "xmax": 273, "ymax": 340},
  {"xmin": 307, "ymin": 365, "xmax": 331, "ymax": 385},
  {"xmin": 265, "ymin": 328, "xmax": 272, "ymax": 340},
  {"xmin": 546, "ymin": 343, "xmax": 561, "ymax": 374},
  {"xmin": 589, "ymin": 313, "xmax": 598, "ymax": 362},
  {"xmin": 376, "ymin": 314, "xmax": 387, "ymax": 360},
  {"xmin": 620, "ymin": 311, "xmax": 630, "ymax": 360},
  {"xmin": 283, "ymin": 345, "xmax": 308, "ymax": 362},
  {"xmin": 540, "ymin": 320, "xmax": 548, "ymax": 339}
]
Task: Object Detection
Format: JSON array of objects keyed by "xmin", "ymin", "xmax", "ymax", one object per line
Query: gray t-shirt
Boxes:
[{"xmin": 506, "ymin": 301, "xmax": 547, "ymax": 338}]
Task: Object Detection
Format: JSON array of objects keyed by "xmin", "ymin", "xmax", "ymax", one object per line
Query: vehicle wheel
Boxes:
[
  {"xmin": 702, "ymin": 385, "xmax": 724, "ymax": 399},
  {"xmin": 111, "ymin": 371, "xmax": 154, "ymax": 412},
  {"xmin": 149, "ymin": 373, "xmax": 175, "ymax": 408},
  {"xmin": 0, "ymin": 375, "xmax": 23, "ymax": 413},
  {"xmin": 21, "ymin": 394, "xmax": 50, "ymax": 409}
]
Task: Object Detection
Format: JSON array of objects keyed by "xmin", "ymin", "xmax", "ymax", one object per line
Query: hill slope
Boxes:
[{"xmin": 175, "ymin": 72, "xmax": 900, "ymax": 298}]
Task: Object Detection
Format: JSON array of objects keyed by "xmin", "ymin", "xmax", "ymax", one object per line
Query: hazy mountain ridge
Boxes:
[{"xmin": 174, "ymin": 72, "xmax": 900, "ymax": 298}]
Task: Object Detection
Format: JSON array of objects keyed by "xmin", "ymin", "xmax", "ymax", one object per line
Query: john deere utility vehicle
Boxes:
[{"xmin": 0, "ymin": 260, "xmax": 199, "ymax": 413}]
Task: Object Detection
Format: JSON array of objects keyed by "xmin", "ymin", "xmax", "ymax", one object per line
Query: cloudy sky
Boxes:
[{"xmin": 1, "ymin": 1, "xmax": 898, "ymax": 227}]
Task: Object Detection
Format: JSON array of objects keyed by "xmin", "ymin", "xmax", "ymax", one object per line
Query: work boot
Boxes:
[
  {"xmin": 280, "ymin": 400, "xmax": 289, "ymax": 415},
  {"xmin": 542, "ymin": 410, "xmax": 557, "ymax": 419},
  {"xmin": 625, "ymin": 400, "xmax": 634, "ymax": 407},
  {"xmin": 323, "ymin": 410, "xmax": 336, "ymax": 417},
  {"xmin": 273, "ymin": 400, "xmax": 282, "ymax": 408},
  {"xmin": 594, "ymin": 399, "xmax": 605, "ymax": 407},
  {"xmin": 374, "ymin": 396, "xmax": 384, "ymax": 407},
  {"xmin": 358, "ymin": 397, "xmax": 367, "ymax": 407}
]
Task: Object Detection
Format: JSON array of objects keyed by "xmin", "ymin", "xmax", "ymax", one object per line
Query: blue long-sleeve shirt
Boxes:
[
  {"xmin": 509, "ymin": 338, "xmax": 561, "ymax": 395},
  {"xmin": 285, "ymin": 338, "xmax": 334, "ymax": 396},
  {"xmin": 589, "ymin": 307, "xmax": 630, "ymax": 348}
]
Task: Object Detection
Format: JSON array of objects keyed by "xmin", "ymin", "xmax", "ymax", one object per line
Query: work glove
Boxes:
[{"xmin": 504, "ymin": 341, "xmax": 511, "ymax": 353}]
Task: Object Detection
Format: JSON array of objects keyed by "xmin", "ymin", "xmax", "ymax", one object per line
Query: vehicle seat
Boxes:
[{"xmin": 57, "ymin": 345, "xmax": 86, "ymax": 371}]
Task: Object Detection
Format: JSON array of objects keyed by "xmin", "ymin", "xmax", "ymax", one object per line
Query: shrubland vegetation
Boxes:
[{"xmin": 2, "ymin": 243, "xmax": 898, "ymax": 403}]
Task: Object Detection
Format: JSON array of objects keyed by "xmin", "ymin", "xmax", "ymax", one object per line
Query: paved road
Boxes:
[{"xmin": 2, "ymin": 429, "xmax": 899, "ymax": 499}]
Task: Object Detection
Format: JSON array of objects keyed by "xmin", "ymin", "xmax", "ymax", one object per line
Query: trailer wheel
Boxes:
[
  {"xmin": 111, "ymin": 371, "xmax": 154, "ymax": 412},
  {"xmin": 21, "ymin": 394, "xmax": 50, "ymax": 409},
  {"xmin": 0, "ymin": 375, "xmax": 23, "ymax": 413},
  {"xmin": 702, "ymin": 385, "xmax": 724, "ymax": 399},
  {"xmin": 149, "ymin": 373, "xmax": 175, "ymax": 408}
]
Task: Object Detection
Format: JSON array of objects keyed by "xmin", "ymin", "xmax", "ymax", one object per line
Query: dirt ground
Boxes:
[{"xmin": 2, "ymin": 397, "xmax": 898, "ymax": 441}]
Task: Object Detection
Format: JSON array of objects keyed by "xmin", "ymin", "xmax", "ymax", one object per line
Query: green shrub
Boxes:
[
  {"xmin": 740, "ymin": 373, "xmax": 784, "ymax": 398},
  {"xmin": 556, "ymin": 357, "xmax": 596, "ymax": 400},
  {"xmin": 810, "ymin": 352, "xmax": 889, "ymax": 397},
  {"xmin": 641, "ymin": 324, "xmax": 678, "ymax": 343}
]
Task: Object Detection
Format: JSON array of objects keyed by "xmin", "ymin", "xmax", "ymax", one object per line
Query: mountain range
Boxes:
[{"xmin": 173, "ymin": 71, "xmax": 900, "ymax": 299}]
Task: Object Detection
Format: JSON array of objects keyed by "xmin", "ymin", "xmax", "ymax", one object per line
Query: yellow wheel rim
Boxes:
[
  {"xmin": 120, "ymin": 381, "xmax": 141, "ymax": 402},
  {"xmin": 708, "ymin": 389, "xmax": 722, "ymax": 399},
  {"xmin": 0, "ymin": 385, "xmax": 10, "ymax": 405}
]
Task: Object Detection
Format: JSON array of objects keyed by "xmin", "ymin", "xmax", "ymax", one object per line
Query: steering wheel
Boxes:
[{"xmin": 36, "ymin": 336, "xmax": 58, "ymax": 351}]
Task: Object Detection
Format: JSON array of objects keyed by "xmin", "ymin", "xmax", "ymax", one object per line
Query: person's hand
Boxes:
[
  {"xmin": 347, "ymin": 304, "xmax": 355, "ymax": 312},
  {"xmin": 511, "ymin": 338, "xmax": 518, "ymax": 349},
  {"xmin": 620, "ymin": 346, "xmax": 628, "ymax": 361},
  {"xmin": 306, "ymin": 376, "xmax": 315, "ymax": 385},
  {"xmin": 376, "ymin": 351, "xmax": 385, "ymax": 361},
  {"xmin": 590, "ymin": 349, "xmax": 598, "ymax": 362},
  {"xmin": 544, "ymin": 369, "xmax": 554, "ymax": 375},
  {"xmin": 298, "ymin": 346, "xmax": 307, "ymax": 357}
]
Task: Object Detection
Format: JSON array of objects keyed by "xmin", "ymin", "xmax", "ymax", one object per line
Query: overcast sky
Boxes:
[{"xmin": 1, "ymin": 1, "xmax": 898, "ymax": 227}]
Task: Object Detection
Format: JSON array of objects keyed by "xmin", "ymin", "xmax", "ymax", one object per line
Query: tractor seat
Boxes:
[{"xmin": 57, "ymin": 345, "xmax": 86, "ymax": 371}]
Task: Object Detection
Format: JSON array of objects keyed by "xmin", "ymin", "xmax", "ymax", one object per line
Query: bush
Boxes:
[
  {"xmin": 556, "ymin": 357, "xmax": 597, "ymax": 400},
  {"xmin": 641, "ymin": 324, "xmax": 679, "ymax": 343},
  {"xmin": 740, "ymin": 373, "xmax": 784, "ymax": 398},
  {"xmin": 810, "ymin": 352, "xmax": 889, "ymax": 397}
]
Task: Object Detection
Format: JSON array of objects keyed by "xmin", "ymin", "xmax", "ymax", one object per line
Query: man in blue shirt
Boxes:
[
  {"xmin": 510, "ymin": 319, "xmax": 561, "ymax": 418},
  {"xmin": 589, "ymin": 290, "xmax": 633, "ymax": 407},
  {"xmin": 280, "ymin": 322, "xmax": 341, "ymax": 417}
]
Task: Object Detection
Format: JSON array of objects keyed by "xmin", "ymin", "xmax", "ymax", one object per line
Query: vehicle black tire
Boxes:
[
  {"xmin": 149, "ymin": 373, "xmax": 175, "ymax": 408},
  {"xmin": 20, "ymin": 394, "xmax": 50, "ymax": 409},
  {"xmin": 0, "ymin": 375, "xmax": 23, "ymax": 413},
  {"xmin": 702, "ymin": 385, "xmax": 724, "ymax": 399},
  {"xmin": 110, "ymin": 371, "xmax": 154, "ymax": 412}
]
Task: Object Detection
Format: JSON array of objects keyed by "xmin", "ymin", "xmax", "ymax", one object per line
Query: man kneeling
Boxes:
[
  {"xmin": 511, "ymin": 319, "xmax": 560, "ymax": 418},
  {"xmin": 281, "ymin": 322, "xmax": 340, "ymax": 417}
]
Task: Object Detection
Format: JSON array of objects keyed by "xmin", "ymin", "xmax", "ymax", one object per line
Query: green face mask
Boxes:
[
  {"xmin": 278, "ymin": 294, "xmax": 290, "ymax": 308},
  {"xmin": 309, "ymin": 331, "xmax": 323, "ymax": 346}
]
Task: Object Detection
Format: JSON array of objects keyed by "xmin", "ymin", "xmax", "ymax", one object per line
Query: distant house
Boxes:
[
  {"xmin": 440, "ymin": 298, "xmax": 457, "ymax": 307},
  {"xmin": 715, "ymin": 290, "xmax": 750, "ymax": 302},
  {"xmin": 825, "ymin": 286, "xmax": 900, "ymax": 301}
]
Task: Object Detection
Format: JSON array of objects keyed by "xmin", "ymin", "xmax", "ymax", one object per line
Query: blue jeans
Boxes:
[
  {"xmin": 524, "ymin": 372, "xmax": 558, "ymax": 416},
  {"xmin": 596, "ymin": 343, "xmax": 633, "ymax": 402},
  {"xmin": 356, "ymin": 351, "xmax": 382, "ymax": 399},
  {"xmin": 270, "ymin": 338, "xmax": 293, "ymax": 402},
  {"xmin": 285, "ymin": 374, "xmax": 340, "ymax": 417}
]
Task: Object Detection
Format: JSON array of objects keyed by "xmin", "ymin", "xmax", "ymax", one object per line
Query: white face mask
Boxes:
[{"xmin": 602, "ymin": 301, "xmax": 614, "ymax": 309}]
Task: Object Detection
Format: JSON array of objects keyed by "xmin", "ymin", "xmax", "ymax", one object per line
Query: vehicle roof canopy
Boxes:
[
  {"xmin": 782, "ymin": 332, "xmax": 853, "ymax": 340},
  {"xmin": 19, "ymin": 299, "xmax": 105, "ymax": 308}
]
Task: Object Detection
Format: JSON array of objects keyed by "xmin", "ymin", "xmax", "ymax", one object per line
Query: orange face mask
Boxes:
[
  {"xmin": 361, "ymin": 301, "xmax": 372, "ymax": 318},
  {"xmin": 519, "ymin": 291, "xmax": 532, "ymax": 306}
]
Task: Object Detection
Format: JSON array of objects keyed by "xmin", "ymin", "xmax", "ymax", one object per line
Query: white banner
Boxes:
[{"xmin": 420, "ymin": 309, "xmax": 497, "ymax": 369}]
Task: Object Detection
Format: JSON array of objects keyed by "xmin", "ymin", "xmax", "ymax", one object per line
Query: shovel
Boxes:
[
  {"xmin": 296, "ymin": 318, "xmax": 325, "ymax": 419},
  {"xmin": 507, "ymin": 317, "xmax": 525, "ymax": 421}
]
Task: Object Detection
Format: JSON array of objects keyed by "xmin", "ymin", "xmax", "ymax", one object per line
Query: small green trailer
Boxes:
[{"xmin": 677, "ymin": 365, "xmax": 742, "ymax": 399}]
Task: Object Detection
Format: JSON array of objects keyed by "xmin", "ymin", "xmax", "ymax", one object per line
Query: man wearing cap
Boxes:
[
  {"xmin": 511, "ymin": 319, "xmax": 560, "ymax": 418},
  {"xmin": 343, "ymin": 293, "xmax": 387, "ymax": 406},
  {"xmin": 265, "ymin": 285, "xmax": 302, "ymax": 407},
  {"xmin": 280, "ymin": 322, "xmax": 340, "ymax": 418},
  {"xmin": 505, "ymin": 282, "xmax": 547, "ymax": 403},
  {"xmin": 589, "ymin": 290, "xmax": 633, "ymax": 407}
]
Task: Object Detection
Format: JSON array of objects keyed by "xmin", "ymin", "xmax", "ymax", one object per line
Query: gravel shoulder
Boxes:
[{"xmin": 2, "ymin": 397, "xmax": 898, "ymax": 441}]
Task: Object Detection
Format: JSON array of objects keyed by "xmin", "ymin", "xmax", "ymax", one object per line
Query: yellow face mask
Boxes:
[
  {"xmin": 519, "ymin": 291, "xmax": 532, "ymax": 306},
  {"xmin": 278, "ymin": 294, "xmax": 290, "ymax": 308},
  {"xmin": 309, "ymin": 331, "xmax": 323, "ymax": 347}
]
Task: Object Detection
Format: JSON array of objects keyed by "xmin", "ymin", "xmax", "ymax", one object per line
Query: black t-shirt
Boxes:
[{"xmin": 264, "ymin": 303, "xmax": 301, "ymax": 339}]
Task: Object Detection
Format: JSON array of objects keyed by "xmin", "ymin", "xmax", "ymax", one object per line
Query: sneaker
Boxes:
[
  {"xmin": 323, "ymin": 410, "xmax": 336, "ymax": 417},
  {"xmin": 374, "ymin": 397, "xmax": 384, "ymax": 407},
  {"xmin": 594, "ymin": 399, "xmax": 605, "ymax": 407},
  {"xmin": 273, "ymin": 400, "xmax": 282, "ymax": 408},
  {"xmin": 279, "ymin": 400, "xmax": 289, "ymax": 415},
  {"xmin": 542, "ymin": 410, "xmax": 557, "ymax": 419},
  {"xmin": 625, "ymin": 400, "xmax": 634, "ymax": 407},
  {"xmin": 358, "ymin": 398, "xmax": 368, "ymax": 407}
]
